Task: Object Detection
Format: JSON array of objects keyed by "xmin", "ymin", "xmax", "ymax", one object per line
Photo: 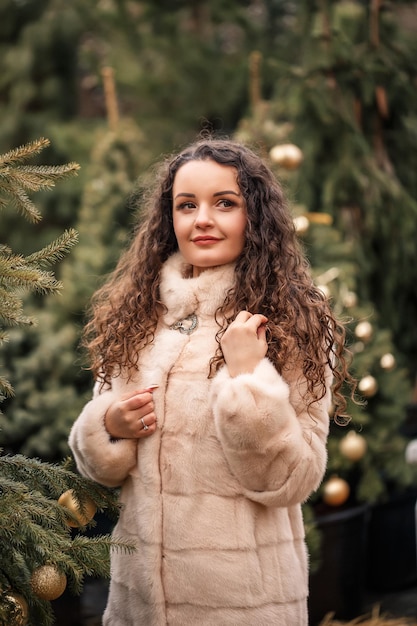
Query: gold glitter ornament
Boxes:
[
  {"xmin": 358, "ymin": 374, "xmax": 378, "ymax": 398},
  {"xmin": 269, "ymin": 143, "xmax": 303, "ymax": 169},
  {"xmin": 343, "ymin": 291, "xmax": 358, "ymax": 308},
  {"xmin": 58, "ymin": 489, "xmax": 97, "ymax": 527},
  {"xmin": 2, "ymin": 592, "xmax": 29, "ymax": 626},
  {"xmin": 317, "ymin": 284, "xmax": 330, "ymax": 299},
  {"xmin": 339, "ymin": 430, "xmax": 367, "ymax": 461},
  {"xmin": 293, "ymin": 215, "xmax": 309, "ymax": 235},
  {"xmin": 354, "ymin": 321, "xmax": 373, "ymax": 342},
  {"xmin": 323, "ymin": 476, "xmax": 350, "ymax": 506},
  {"xmin": 30, "ymin": 565, "xmax": 67, "ymax": 601},
  {"xmin": 380, "ymin": 352, "xmax": 396, "ymax": 371}
]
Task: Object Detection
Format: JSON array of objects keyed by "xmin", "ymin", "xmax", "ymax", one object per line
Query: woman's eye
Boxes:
[
  {"xmin": 218, "ymin": 199, "xmax": 233, "ymax": 209},
  {"xmin": 178, "ymin": 202, "xmax": 196, "ymax": 210}
]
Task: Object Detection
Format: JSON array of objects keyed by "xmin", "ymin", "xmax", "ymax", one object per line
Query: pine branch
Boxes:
[
  {"xmin": 5, "ymin": 164, "xmax": 81, "ymax": 192},
  {"xmin": 0, "ymin": 376, "xmax": 14, "ymax": 399},
  {"xmin": 0, "ymin": 287, "xmax": 33, "ymax": 327},
  {"xmin": 25, "ymin": 229, "xmax": 79, "ymax": 266},
  {"xmin": 0, "ymin": 454, "xmax": 121, "ymax": 519},
  {"xmin": 0, "ymin": 178, "xmax": 42, "ymax": 223},
  {"xmin": 0, "ymin": 138, "xmax": 131, "ymax": 626},
  {"xmin": 0, "ymin": 138, "xmax": 51, "ymax": 167},
  {"xmin": 0, "ymin": 253, "xmax": 46, "ymax": 287},
  {"xmin": 0, "ymin": 137, "xmax": 80, "ymax": 224},
  {"xmin": 0, "ymin": 453, "xmax": 131, "ymax": 626}
]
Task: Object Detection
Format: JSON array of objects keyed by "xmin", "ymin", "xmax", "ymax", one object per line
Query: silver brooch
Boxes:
[{"xmin": 169, "ymin": 313, "xmax": 198, "ymax": 335}]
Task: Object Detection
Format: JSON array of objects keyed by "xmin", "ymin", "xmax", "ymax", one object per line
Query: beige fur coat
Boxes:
[{"xmin": 69, "ymin": 252, "xmax": 331, "ymax": 625}]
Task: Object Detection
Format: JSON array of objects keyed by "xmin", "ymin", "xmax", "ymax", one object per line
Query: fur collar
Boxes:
[{"xmin": 159, "ymin": 252, "xmax": 236, "ymax": 325}]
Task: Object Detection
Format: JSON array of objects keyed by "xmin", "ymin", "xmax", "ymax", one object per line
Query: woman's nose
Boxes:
[{"xmin": 194, "ymin": 204, "xmax": 213, "ymax": 227}]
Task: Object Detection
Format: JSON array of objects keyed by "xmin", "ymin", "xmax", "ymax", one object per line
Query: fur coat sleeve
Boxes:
[
  {"xmin": 210, "ymin": 357, "xmax": 331, "ymax": 507},
  {"xmin": 69, "ymin": 381, "xmax": 138, "ymax": 487}
]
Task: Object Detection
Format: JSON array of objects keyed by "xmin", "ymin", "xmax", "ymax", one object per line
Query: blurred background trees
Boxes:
[{"xmin": 1, "ymin": 0, "xmax": 417, "ymax": 621}]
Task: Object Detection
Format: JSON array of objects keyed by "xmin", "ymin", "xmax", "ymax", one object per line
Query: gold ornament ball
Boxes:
[
  {"xmin": 380, "ymin": 352, "xmax": 396, "ymax": 371},
  {"xmin": 269, "ymin": 143, "xmax": 303, "ymax": 169},
  {"xmin": 343, "ymin": 291, "xmax": 358, "ymax": 308},
  {"xmin": 358, "ymin": 374, "xmax": 378, "ymax": 398},
  {"xmin": 3, "ymin": 592, "xmax": 29, "ymax": 626},
  {"xmin": 58, "ymin": 489, "xmax": 97, "ymax": 527},
  {"xmin": 31, "ymin": 565, "xmax": 67, "ymax": 601},
  {"xmin": 323, "ymin": 476, "xmax": 350, "ymax": 506},
  {"xmin": 339, "ymin": 431, "xmax": 367, "ymax": 461},
  {"xmin": 293, "ymin": 215, "xmax": 310, "ymax": 235},
  {"xmin": 317, "ymin": 284, "xmax": 330, "ymax": 299},
  {"xmin": 354, "ymin": 321, "xmax": 373, "ymax": 342}
]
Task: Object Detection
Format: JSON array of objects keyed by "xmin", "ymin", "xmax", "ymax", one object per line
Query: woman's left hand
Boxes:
[{"xmin": 221, "ymin": 311, "xmax": 268, "ymax": 377}]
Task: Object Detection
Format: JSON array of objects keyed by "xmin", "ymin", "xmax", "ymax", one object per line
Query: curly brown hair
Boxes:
[{"xmin": 83, "ymin": 138, "xmax": 354, "ymax": 423}]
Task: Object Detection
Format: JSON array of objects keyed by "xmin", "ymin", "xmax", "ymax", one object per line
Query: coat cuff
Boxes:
[
  {"xmin": 211, "ymin": 357, "xmax": 291, "ymax": 431},
  {"xmin": 210, "ymin": 358, "xmax": 297, "ymax": 455},
  {"xmin": 69, "ymin": 390, "xmax": 137, "ymax": 487}
]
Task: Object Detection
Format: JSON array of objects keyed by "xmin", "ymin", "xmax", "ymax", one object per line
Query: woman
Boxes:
[{"xmin": 69, "ymin": 138, "xmax": 352, "ymax": 625}]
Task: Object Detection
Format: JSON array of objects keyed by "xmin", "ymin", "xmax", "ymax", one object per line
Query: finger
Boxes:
[
  {"xmin": 120, "ymin": 385, "xmax": 158, "ymax": 403},
  {"xmin": 251, "ymin": 313, "xmax": 268, "ymax": 326},
  {"xmin": 123, "ymin": 392, "xmax": 153, "ymax": 411},
  {"xmin": 137, "ymin": 416, "xmax": 157, "ymax": 438},
  {"xmin": 243, "ymin": 314, "xmax": 268, "ymax": 333},
  {"xmin": 256, "ymin": 323, "xmax": 268, "ymax": 341},
  {"xmin": 140, "ymin": 416, "xmax": 150, "ymax": 432},
  {"xmin": 234, "ymin": 310, "xmax": 253, "ymax": 323},
  {"xmin": 141, "ymin": 384, "xmax": 159, "ymax": 394}
]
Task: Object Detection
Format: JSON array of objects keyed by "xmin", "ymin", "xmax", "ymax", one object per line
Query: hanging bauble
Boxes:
[
  {"xmin": 31, "ymin": 565, "xmax": 67, "ymax": 601},
  {"xmin": 352, "ymin": 341, "xmax": 365, "ymax": 354},
  {"xmin": 58, "ymin": 489, "xmax": 97, "ymax": 527},
  {"xmin": 317, "ymin": 284, "xmax": 330, "ymax": 299},
  {"xmin": 339, "ymin": 430, "xmax": 367, "ymax": 461},
  {"xmin": 323, "ymin": 476, "xmax": 350, "ymax": 506},
  {"xmin": 380, "ymin": 352, "xmax": 396, "ymax": 371},
  {"xmin": 269, "ymin": 143, "xmax": 303, "ymax": 169},
  {"xmin": 293, "ymin": 215, "xmax": 309, "ymax": 235},
  {"xmin": 358, "ymin": 374, "xmax": 378, "ymax": 398},
  {"xmin": 354, "ymin": 321, "xmax": 373, "ymax": 342},
  {"xmin": 2, "ymin": 592, "xmax": 29, "ymax": 626},
  {"xmin": 343, "ymin": 291, "xmax": 358, "ymax": 308}
]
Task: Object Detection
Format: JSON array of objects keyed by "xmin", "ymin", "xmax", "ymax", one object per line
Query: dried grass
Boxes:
[{"xmin": 319, "ymin": 605, "xmax": 417, "ymax": 626}]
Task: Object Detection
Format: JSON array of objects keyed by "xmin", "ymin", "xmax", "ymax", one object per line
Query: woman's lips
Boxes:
[{"xmin": 192, "ymin": 237, "xmax": 221, "ymax": 245}]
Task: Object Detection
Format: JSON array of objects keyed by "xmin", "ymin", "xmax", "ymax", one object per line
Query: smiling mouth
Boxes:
[{"xmin": 192, "ymin": 237, "xmax": 220, "ymax": 243}]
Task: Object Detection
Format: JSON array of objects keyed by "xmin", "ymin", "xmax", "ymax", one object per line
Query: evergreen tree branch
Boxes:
[
  {"xmin": 25, "ymin": 229, "xmax": 79, "ymax": 266},
  {"xmin": 0, "ymin": 137, "xmax": 80, "ymax": 224},
  {"xmin": 4, "ymin": 164, "xmax": 81, "ymax": 192},
  {"xmin": 0, "ymin": 138, "xmax": 130, "ymax": 625},
  {"xmin": 0, "ymin": 138, "xmax": 51, "ymax": 167},
  {"xmin": 0, "ymin": 288, "xmax": 32, "ymax": 327},
  {"xmin": 0, "ymin": 178, "xmax": 42, "ymax": 223},
  {"xmin": 0, "ymin": 453, "xmax": 130, "ymax": 626},
  {"xmin": 0, "ymin": 376, "xmax": 14, "ymax": 399}
]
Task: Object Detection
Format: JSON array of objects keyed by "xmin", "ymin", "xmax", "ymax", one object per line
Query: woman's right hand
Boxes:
[{"xmin": 104, "ymin": 387, "xmax": 158, "ymax": 439}]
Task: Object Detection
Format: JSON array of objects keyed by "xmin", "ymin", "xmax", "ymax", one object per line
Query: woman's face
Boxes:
[{"xmin": 172, "ymin": 159, "xmax": 247, "ymax": 277}]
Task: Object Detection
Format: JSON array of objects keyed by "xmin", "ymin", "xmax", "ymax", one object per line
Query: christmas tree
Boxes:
[
  {"xmin": 0, "ymin": 69, "xmax": 151, "ymax": 463},
  {"xmin": 269, "ymin": 0, "xmax": 417, "ymax": 380},
  {"xmin": 0, "ymin": 138, "xmax": 130, "ymax": 626},
  {"xmin": 240, "ymin": 0, "xmax": 417, "ymax": 483},
  {"xmin": 234, "ymin": 43, "xmax": 417, "ymax": 561}
]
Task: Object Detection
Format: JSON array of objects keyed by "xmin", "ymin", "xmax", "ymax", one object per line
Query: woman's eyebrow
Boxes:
[
  {"xmin": 213, "ymin": 190, "xmax": 240, "ymax": 197},
  {"xmin": 174, "ymin": 190, "xmax": 241, "ymax": 199},
  {"xmin": 174, "ymin": 192, "xmax": 196, "ymax": 200}
]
